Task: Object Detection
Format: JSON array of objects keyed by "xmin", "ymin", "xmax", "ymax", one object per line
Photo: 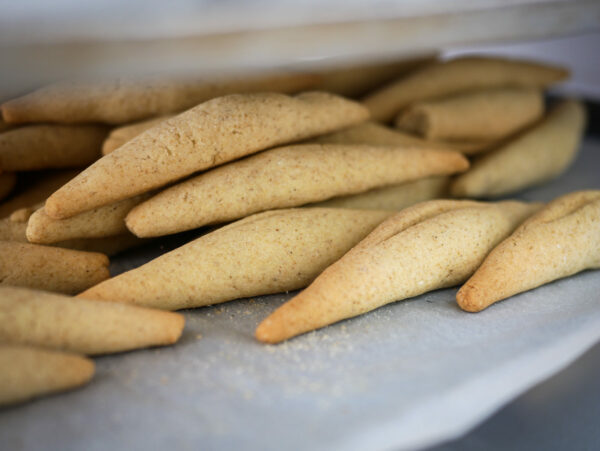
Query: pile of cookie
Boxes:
[{"xmin": 1, "ymin": 55, "xmax": 598, "ymax": 406}]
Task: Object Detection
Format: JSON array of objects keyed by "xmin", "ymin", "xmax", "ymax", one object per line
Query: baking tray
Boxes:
[{"xmin": 1, "ymin": 129, "xmax": 599, "ymax": 451}]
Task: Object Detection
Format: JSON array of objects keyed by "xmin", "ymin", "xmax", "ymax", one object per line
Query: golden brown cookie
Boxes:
[
  {"xmin": 10, "ymin": 203, "xmax": 42, "ymax": 223},
  {"xmin": 1, "ymin": 213, "xmax": 144, "ymax": 256},
  {"xmin": 313, "ymin": 121, "xmax": 493, "ymax": 155},
  {"xmin": 45, "ymin": 92, "xmax": 369, "ymax": 219},
  {"xmin": 125, "ymin": 143, "xmax": 468, "ymax": 237},
  {"xmin": 363, "ymin": 56, "xmax": 568, "ymax": 123},
  {"xmin": 1, "ymin": 72, "xmax": 318, "ymax": 124},
  {"xmin": 27, "ymin": 193, "xmax": 150, "ymax": 244},
  {"xmin": 307, "ymin": 176, "xmax": 449, "ymax": 210},
  {"xmin": 0, "ymin": 285, "xmax": 185, "ymax": 355},
  {"xmin": 457, "ymin": 190, "xmax": 600, "ymax": 312},
  {"xmin": 395, "ymin": 87, "xmax": 544, "ymax": 142},
  {"xmin": 0, "ymin": 216, "xmax": 27, "ymax": 242},
  {"xmin": 79, "ymin": 208, "xmax": 393, "ymax": 310},
  {"xmin": 0, "ymin": 241, "xmax": 109, "ymax": 294},
  {"xmin": 0, "ymin": 125, "xmax": 106, "ymax": 172},
  {"xmin": 0, "ymin": 170, "xmax": 79, "ymax": 218},
  {"xmin": 450, "ymin": 100, "xmax": 586, "ymax": 198},
  {"xmin": 0, "ymin": 344, "xmax": 94, "ymax": 406},
  {"xmin": 256, "ymin": 199, "xmax": 541, "ymax": 343},
  {"xmin": 102, "ymin": 115, "xmax": 174, "ymax": 155}
]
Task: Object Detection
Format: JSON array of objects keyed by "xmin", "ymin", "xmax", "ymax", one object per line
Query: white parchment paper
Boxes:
[{"xmin": 1, "ymin": 138, "xmax": 599, "ymax": 451}]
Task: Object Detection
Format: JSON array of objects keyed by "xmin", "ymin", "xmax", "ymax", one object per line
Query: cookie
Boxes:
[
  {"xmin": 0, "ymin": 344, "xmax": 94, "ymax": 406},
  {"xmin": 0, "ymin": 125, "xmax": 106, "ymax": 172},
  {"xmin": 363, "ymin": 56, "xmax": 568, "ymax": 123},
  {"xmin": 0, "ymin": 169, "xmax": 79, "ymax": 218},
  {"xmin": 256, "ymin": 199, "xmax": 541, "ymax": 343},
  {"xmin": 79, "ymin": 208, "xmax": 393, "ymax": 310},
  {"xmin": 9, "ymin": 203, "xmax": 43, "ymax": 222},
  {"xmin": 0, "ymin": 285, "xmax": 185, "ymax": 355},
  {"xmin": 125, "ymin": 143, "xmax": 468, "ymax": 237},
  {"xmin": 450, "ymin": 100, "xmax": 586, "ymax": 198},
  {"xmin": 0, "ymin": 216, "xmax": 28, "ymax": 242},
  {"xmin": 1, "ymin": 212, "xmax": 144, "ymax": 256},
  {"xmin": 102, "ymin": 115, "xmax": 174, "ymax": 155},
  {"xmin": 307, "ymin": 176, "xmax": 449, "ymax": 210},
  {"xmin": 395, "ymin": 87, "xmax": 544, "ymax": 142},
  {"xmin": 45, "ymin": 92, "xmax": 369, "ymax": 219},
  {"xmin": 457, "ymin": 190, "xmax": 600, "ymax": 312},
  {"xmin": 313, "ymin": 121, "xmax": 493, "ymax": 154},
  {"xmin": 1, "ymin": 72, "xmax": 318, "ymax": 124},
  {"xmin": 27, "ymin": 193, "xmax": 150, "ymax": 244},
  {"xmin": 0, "ymin": 241, "xmax": 109, "ymax": 294}
]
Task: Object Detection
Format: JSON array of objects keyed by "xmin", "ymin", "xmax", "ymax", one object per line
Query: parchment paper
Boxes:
[{"xmin": 1, "ymin": 137, "xmax": 599, "ymax": 451}]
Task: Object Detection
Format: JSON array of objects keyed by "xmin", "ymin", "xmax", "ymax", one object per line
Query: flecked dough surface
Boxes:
[
  {"xmin": 450, "ymin": 100, "xmax": 586, "ymax": 198},
  {"xmin": 80, "ymin": 208, "xmax": 393, "ymax": 310},
  {"xmin": 0, "ymin": 212, "xmax": 144, "ymax": 256},
  {"xmin": 256, "ymin": 199, "xmax": 541, "ymax": 343},
  {"xmin": 313, "ymin": 121, "xmax": 491, "ymax": 154},
  {"xmin": 0, "ymin": 344, "xmax": 94, "ymax": 406},
  {"xmin": 457, "ymin": 190, "xmax": 600, "ymax": 312},
  {"xmin": 0, "ymin": 125, "xmax": 106, "ymax": 172},
  {"xmin": 0, "ymin": 170, "xmax": 79, "ymax": 218},
  {"xmin": 363, "ymin": 56, "xmax": 568, "ymax": 123},
  {"xmin": 27, "ymin": 193, "xmax": 150, "ymax": 244},
  {"xmin": 0, "ymin": 241, "xmax": 109, "ymax": 294},
  {"xmin": 394, "ymin": 87, "xmax": 544, "ymax": 142},
  {"xmin": 45, "ymin": 92, "xmax": 369, "ymax": 219},
  {"xmin": 308, "ymin": 176, "xmax": 449, "ymax": 210},
  {"xmin": 102, "ymin": 115, "xmax": 174, "ymax": 155},
  {"xmin": 0, "ymin": 72, "xmax": 318, "ymax": 125},
  {"xmin": 0, "ymin": 286, "xmax": 185, "ymax": 355},
  {"xmin": 126, "ymin": 143, "xmax": 468, "ymax": 237}
]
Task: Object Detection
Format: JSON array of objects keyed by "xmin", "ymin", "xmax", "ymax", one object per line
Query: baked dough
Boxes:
[
  {"xmin": 102, "ymin": 115, "xmax": 174, "ymax": 155},
  {"xmin": 313, "ymin": 121, "xmax": 492, "ymax": 154},
  {"xmin": 395, "ymin": 87, "xmax": 543, "ymax": 142},
  {"xmin": 0, "ymin": 241, "xmax": 110, "ymax": 294},
  {"xmin": 1, "ymin": 213, "xmax": 144, "ymax": 256},
  {"xmin": 363, "ymin": 56, "xmax": 568, "ymax": 123},
  {"xmin": 27, "ymin": 193, "xmax": 150, "ymax": 244},
  {"xmin": 457, "ymin": 190, "xmax": 600, "ymax": 312},
  {"xmin": 0, "ymin": 285, "xmax": 185, "ymax": 355},
  {"xmin": 256, "ymin": 199, "xmax": 541, "ymax": 343},
  {"xmin": 79, "ymin": 208, "xmax": 393, "ymax": 310},
  {"xmin": 0, "ymin": 169, "xmax": 78, "ymax": 218},
  {"xmin": 1, "ymin": 72, "xmax": 318, "ymax": 124},
  {"xmin": 0, "ymin": 344, "xmax": 94, "ymax": 406},
  {"xmin": 45, "ymin": 92, "xmax": 369, "ymax": 219},
  {"xmin": 0, "ymin": 125, "xmax": 106, "ymax": 172},
  {"xmin": 307, "ymin": 177, "xmax": 449, "ymax": 210},
  {"xmin": 450, "ymin": 100, "xmax": 586, "ymax": 198},
  {"xmin": 125, "ymin": 143, "xmax": 468, "ymax": 237}
]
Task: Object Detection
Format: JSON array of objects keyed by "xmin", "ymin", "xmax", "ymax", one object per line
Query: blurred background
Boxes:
[{"xmin": 1, "ymin": 0, "xmax": 599, "ymax": 100}]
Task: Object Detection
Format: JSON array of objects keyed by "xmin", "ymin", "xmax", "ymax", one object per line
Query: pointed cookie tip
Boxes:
[
  {"xmin": 255, "ymin": 319, "xmax": 283, "ymax": 344},
  {"xmin": 456, "ymin": 284, "xmax": 486, "ymax": 313},
  {"xmin": 43, "ymin": 196, "xmax": 67, "ymax": 219},
  {"xmin": 165, "ymin": 312, "xmax": 186, "ymax": 344}
]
